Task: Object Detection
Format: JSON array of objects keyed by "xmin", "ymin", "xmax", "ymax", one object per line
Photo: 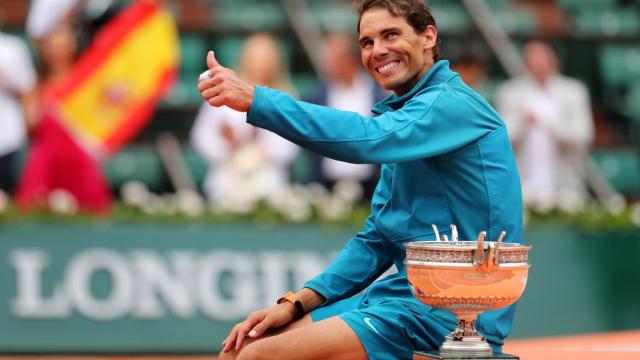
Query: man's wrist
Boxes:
[
  {"xmin": 277, "ymin": 298, "xmax": 298, "ymax": 320},
  {"xmin": 277, "ymin": 291, "xmax": 305, "ymax": 320},
  {"xmin": 298, "ymin": 287, "xmax": 325, "ymax": 311},
  {"xmin": 244, "ymin": 84, "xmax": 255, "ymax": 112},
  {"xmin": 246, "ymin": 85, "xmax": 265, "ymax": 125}
]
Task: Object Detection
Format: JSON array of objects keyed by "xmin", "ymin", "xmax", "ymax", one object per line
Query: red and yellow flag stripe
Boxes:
[{"xmin": 48, "ymin": 0, "xmax": 179, "ymax": 154}]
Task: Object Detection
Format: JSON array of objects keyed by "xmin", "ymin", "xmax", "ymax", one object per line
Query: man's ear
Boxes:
[{"xmin": 422, "ymin": 25, "xmax": 438, "ymax": 51}]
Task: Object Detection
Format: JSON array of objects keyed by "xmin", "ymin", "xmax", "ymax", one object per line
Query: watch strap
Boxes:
[{"xmin": 277, "ymin": 291, "xmax": 304, "ymax": 320}]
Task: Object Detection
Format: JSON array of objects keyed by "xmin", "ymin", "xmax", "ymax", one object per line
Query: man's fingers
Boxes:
[
  {"xmin": 198, "ymin": 70, "xmax": 211, "ymax": 82},
  {"xmin": 201, "ymin": 84, "xmax": 225, "ymax": 106},
  {"xmin": 197, "ymin": 76, "xmax": 207, "ymax": 91},
  {"xmin": 222, "ymin": 337, "xmax": 231, "ymax": 353},
  {"xmin": 249, "ymin": 317, "xmax": 272, "ymax": 338},
  {"xmin": 207, "ymin": 94, "xmax": 226, "ymax": 107},
  {"xmin": 235, "ymin": 314, "xmax": 265, "ymax": 350},
  {"xmin": 198, "ymin": 74, "xmax": 225, "ymax": 95},
  {"xmin": 223, "ymin": 329, "xmax": 238, "ymax": 353},
  {"xmin": 207, "ymin": 50, "xmax": 220, "ymax": 69},
  {"xmin": 202, "ymin": 85, "xmax": 222, "ymax": 99},
  {"xmin": 235, "ymin": 329, "xmax": 247, "ymax": 351},
  {"xmin": 199, "ymin": 65, "xmax": 229, "ymax": 83},
  {"xmin": 197, "ymin": 78, "xmax": 216, "ymax": 93}
]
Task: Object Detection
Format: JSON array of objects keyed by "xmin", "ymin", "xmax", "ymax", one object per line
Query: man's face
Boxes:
[
  {"xmin": 358, "ymin": 8, "xmax": 436, "ymax": 95},
  {"xmin": 524, "ymin": 42, "xmax": 557, "ymax": 83},
  {"xmin": 323, "ymin": 34, "xmax": 358, "ymax": 84}
]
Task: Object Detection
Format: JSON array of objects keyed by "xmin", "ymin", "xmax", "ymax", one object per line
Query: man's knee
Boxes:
[
  {"xmin": 236, "ymin": 341, "xmax": 274, "ymax": 360},
  {"xmin": 220, "ymin": 316, "xmax": 313, "ymax": 360},
  {"xmin": 217, "ymin": 349, "xmax": 238, "ymax": 360},
  {"xmin": 217, "ymin": 339, "xmax": 267, "ymax": 360}
]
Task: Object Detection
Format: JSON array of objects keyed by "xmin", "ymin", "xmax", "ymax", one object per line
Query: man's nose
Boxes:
[{"xmin": 372, "ymin": 41, "xmax": 389, "ymax": 58}]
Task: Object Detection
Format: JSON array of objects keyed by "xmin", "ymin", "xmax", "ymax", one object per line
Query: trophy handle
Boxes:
[
  {"xmin": 473, "ymin": 231, "xmax": 486, "ymax": 265},
  {"xmin": 493, "ymin": 231, "xmax": 507, "ymax": 266},
  {"xmin": 474, "ymin": 231, "xmax": 507, "ymax": 273}
]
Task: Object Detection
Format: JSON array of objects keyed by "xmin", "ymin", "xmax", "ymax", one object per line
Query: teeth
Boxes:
[{"xmin": 377, "ymin": 61, "xmax": 398, "ymax": 73}]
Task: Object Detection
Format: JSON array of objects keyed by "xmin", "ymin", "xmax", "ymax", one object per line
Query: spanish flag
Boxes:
[
  {"xmin": 49, "ymin": 0, "xmax": 180, "ymax": 154},
  {"xmin": 17, "ymin": 0, "xmax": 179, "ymax": 213}
]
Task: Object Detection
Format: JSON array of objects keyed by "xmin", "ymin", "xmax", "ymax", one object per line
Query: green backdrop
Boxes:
[{"xmin": 0, "ymin": 221, "xmax": 638, "ymax": 353}]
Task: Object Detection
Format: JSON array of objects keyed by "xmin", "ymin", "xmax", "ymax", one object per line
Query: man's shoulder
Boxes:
[
  {"xmin": 408, "ymin": 82, "xmax": 503, "ymax": 130},
  {"xmin": 0, "ymin": 33, "xmax": 29, "ymax": 53},
  {"xmin": 417, "ymin": 81, "xmax": 488, "ymax": 109},
  {"xmin": 410, "ymin": 83, "xmax": 448, "ymax": 101},
  {"xmin": 552, "ymin": 75, "xmax": 589, "ymax": 93},
  {"xmin": 496, "ymin": 76, "xmax": 528, "ymax": 92},
  {"xmin": 493, "ymin": 76, "xmax": 532, "ymax": 103}
]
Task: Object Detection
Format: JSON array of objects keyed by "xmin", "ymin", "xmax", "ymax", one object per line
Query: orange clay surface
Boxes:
[
  {"xmin": 504, "ymin": 330, "xmax": 640, "ymax": 360},
  {"xmin": 1, "ymin": 330, "xmax": 638, "ymax": 359}
]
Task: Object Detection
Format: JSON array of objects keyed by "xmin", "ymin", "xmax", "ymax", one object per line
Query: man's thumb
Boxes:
[{"xmin": 207, "ymin": 50, "xmax": 219, "ymax": 69}]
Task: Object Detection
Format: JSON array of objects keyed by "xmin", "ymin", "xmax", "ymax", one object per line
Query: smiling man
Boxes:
[{"xmin": 198, "ymin": 1, "xmax": 524, "ymax": 359}]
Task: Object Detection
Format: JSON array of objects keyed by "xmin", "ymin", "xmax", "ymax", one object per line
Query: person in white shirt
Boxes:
[
  {"xmin": 308, "ymin": 32, "xmax": 385, "ymax": 198},
  {"xmin": 0, "ymin": 30, "xmax": 37, "ymax": 193},
  {"xmin": 26, "ymin": 0, "xmax": 77, "ymax": 39},
  {"xmin": 496, "ymin": 40, "xmax": 594, "ymax": 209},
  {"xmin": 191, "ymin": 33, "xmax": 298, "ymax": 205}
]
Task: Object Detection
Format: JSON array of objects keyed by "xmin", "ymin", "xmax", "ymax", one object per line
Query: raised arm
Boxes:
[
  {"xmin": 197, "ymin": 51, "xmax": 499, "ymax": 165},
  {"xmin": 246, "ymin": 85, "xmax": 499, "ymax": 164}
]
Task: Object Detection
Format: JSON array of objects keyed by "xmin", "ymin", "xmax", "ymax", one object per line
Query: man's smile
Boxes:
[{"xmin": 376, "ymin": 60, "xmax": 400, "ymax": 74}]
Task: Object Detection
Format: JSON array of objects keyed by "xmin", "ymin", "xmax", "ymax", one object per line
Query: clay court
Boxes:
[
  {"xmin": 1, "ymin": 0, "xmax": 639, "ymax": 359},
  {"xmin": 1, "ymin": 330, "xmax": 639, "ymax": 360}
]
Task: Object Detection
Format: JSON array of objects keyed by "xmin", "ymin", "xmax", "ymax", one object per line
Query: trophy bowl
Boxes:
[{"xmin": 405, "ymin": 231, "xmax": 530, "ymax": 359}]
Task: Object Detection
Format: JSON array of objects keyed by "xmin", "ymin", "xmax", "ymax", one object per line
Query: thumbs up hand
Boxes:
[
  {"xmin": 198, "ymin": 50, "xmax": 220, "ymax": 81},
  {"xmin": 197, "ymin": 50, "xmax": 254, "ymax": 112}
]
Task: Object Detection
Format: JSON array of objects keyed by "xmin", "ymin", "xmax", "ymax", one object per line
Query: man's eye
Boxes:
[
  {"xmin": 362, "ymin": 40, "xmax": 373, "ymax": 48},
  {"xmin": 386, "ymin": 32, "xmax": 397, "ymax": 39}
]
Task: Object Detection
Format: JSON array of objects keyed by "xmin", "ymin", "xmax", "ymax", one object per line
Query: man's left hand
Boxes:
[{"xmin": 197, "ymin": 51, "xmax": 254, "ymax": 112}]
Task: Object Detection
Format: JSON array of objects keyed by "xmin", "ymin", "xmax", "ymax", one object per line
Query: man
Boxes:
[
  {"xmin": 307, "ymin": 32, "xmax": 385, "ymax": 198},
  {"xmin": 198, "ymin": 1, "xmax": 523, "ymax": 359},
  {"xmin": 190, "ymin": 33, "xmax": 298, "ymax": 207},
  {"xmin": 450, "ymin": 52, "xmax": 490, "ymax": 100},
  {"xmin": 496, "ymin": 40, "xmax": 594, "ymax": 211},
  {"xmin": 0, "ymin": 28, "xmax": 37, "ymax": 194}
]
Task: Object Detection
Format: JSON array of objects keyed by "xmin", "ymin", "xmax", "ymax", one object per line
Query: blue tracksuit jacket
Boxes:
[{"xmin": 246, "ymin": 60, "xmax": 524, "ymax": 346}]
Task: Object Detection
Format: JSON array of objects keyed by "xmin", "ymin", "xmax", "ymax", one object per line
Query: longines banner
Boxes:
[
  {"xmin": 0, "ymin": 222, "xmax": 353, "ymax": 353},
  {"xmin": 4, "ymin": 222, "xmax": 640, "ymax": 353}
]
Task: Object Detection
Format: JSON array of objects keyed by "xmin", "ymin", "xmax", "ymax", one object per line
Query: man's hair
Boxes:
[{"xmin": 356, "ymin": 0, "xmax": 440, "ymax": 62}]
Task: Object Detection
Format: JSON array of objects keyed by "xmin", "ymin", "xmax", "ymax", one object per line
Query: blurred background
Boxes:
[{"xmin": 0, "ymin": 0, "xmax": 638, "ymax": 357}]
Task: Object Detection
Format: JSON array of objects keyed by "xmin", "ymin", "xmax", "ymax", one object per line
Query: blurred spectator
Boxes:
[
  {"xmin": 308, "ymin": 32, "xmax": 386, "ymax": 198},
  {"xmin": 0, "ymin": 28, "xmax": 37, "ymax": 195},
  {"xmin": 15, "ymin": 1, "xmax": 112, "ymax": 214},
  {"xmin": 451, "ymin": 53, "xmax": 491, "ymax": 100},
  {"xmin": 26, "ymin": 0, "xmax": 78, "ymax": 40},
  {"xmin": 191, "ymin": 33, "xmax": 298, "ymax": 206},
  {"xmin": 496, "ymin": 40, "xmax": 594, "ymax": 210}
]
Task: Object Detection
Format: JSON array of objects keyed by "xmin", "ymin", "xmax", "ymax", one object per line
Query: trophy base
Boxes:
[{"xmin": 413, "ymin": 350, "xmax": 518, "ymax": 360}]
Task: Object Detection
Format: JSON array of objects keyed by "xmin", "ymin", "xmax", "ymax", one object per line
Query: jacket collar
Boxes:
[{"xmin": 372, "ymin": 60, "xmax": 454, "ymax": 114}]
